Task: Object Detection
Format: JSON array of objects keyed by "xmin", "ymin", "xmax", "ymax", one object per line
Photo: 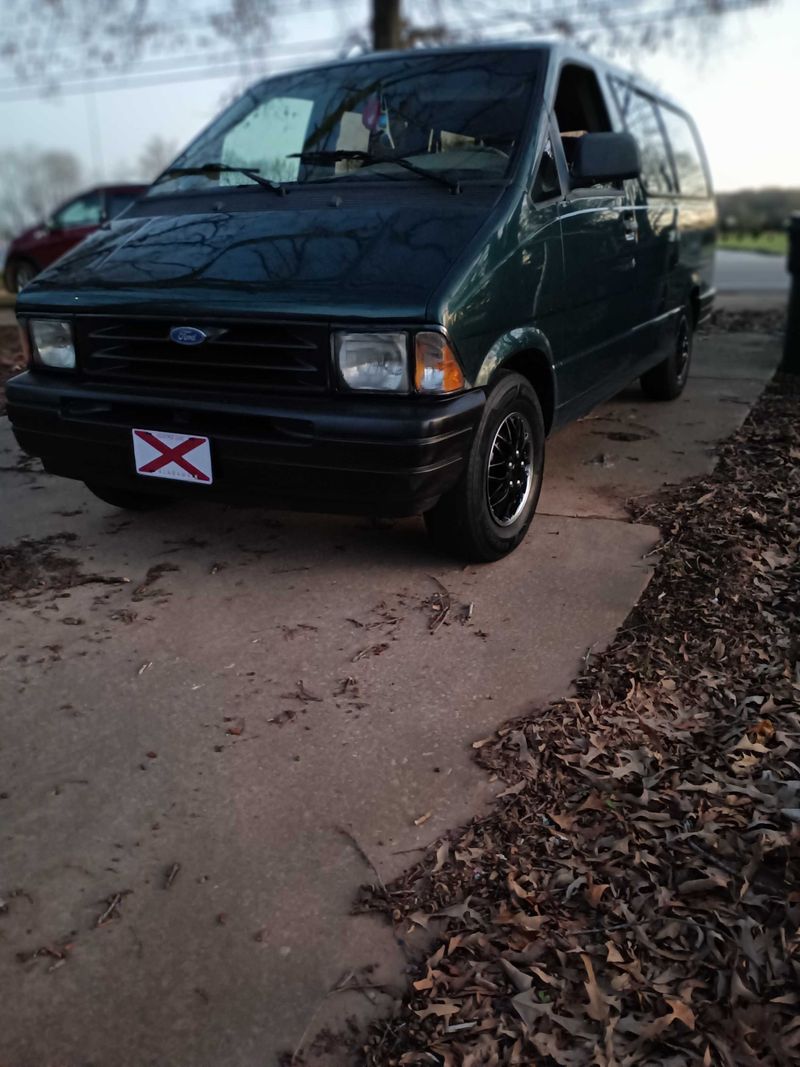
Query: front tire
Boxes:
[
  {"xmin": 640, "ymin": 308, "xmax": 693, "ymax": 401},
  {"xmin": 424, "ymin": 372, "xmax": 545, "ymax": 563},
  {"xmin": 85, "ymin": 482, "xmax": 174, "ymax": 511}
]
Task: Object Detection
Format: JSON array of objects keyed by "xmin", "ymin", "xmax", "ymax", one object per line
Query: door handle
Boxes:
[{"xmin": 621, "ymin": 211, "xmax": 638, "ymax": 241}]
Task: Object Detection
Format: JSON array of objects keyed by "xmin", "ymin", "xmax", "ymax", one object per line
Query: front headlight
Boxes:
[
  {"xmin": 30, "ymin": 319, "xmax": 75, "ymax": 369},
  {"xmin": 334, "ymin": 331, "xmax": 409, "ymax": 392}
]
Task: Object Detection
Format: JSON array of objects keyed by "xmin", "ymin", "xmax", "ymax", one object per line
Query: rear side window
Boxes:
[
  {"xmin": 610, "ymin": 78, "xmax": 676, "ymax": 196},
  {"xmin": 52, "ymin": 191, "xmax": 103, "ymax": 229},
  {"xmin": 659, "ymin": 106, "xmax": 709, "ymax": 197}
]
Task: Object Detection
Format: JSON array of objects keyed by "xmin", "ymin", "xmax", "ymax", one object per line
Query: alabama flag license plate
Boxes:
[{"xmin": 132, "ymin": 428, "xmax": 213, "ymax": 485}]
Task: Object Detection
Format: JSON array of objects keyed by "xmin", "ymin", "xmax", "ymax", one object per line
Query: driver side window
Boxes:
[
  {"xmin": 53, "ymin": 191, "xmax": 102, "ymax": 229},
  {"xmin": 221, "ymin": 97, "xmax": 313, "ymax": 184},
  {"xmin": 552, "ymin": 64, "xmax": 617, "ymax": 193}
]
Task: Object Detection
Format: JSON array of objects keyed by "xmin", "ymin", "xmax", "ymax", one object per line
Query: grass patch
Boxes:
[{"xmin": 718, "ymin": 230, "xmax": 788, "ymax": 256}]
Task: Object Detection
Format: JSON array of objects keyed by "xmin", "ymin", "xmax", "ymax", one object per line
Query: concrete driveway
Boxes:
[{"xmin": 0, "ymin": 324, "xmax": 781, "ymax": 1066}]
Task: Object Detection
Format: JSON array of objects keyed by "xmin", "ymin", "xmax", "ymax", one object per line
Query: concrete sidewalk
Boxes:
[{"xmin": 0, "ymin": 326, "xmax": 782, "ymax": 1066}]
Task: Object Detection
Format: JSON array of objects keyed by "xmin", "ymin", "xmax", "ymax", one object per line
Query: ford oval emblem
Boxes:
[{"xmin": 170, "ymin": 326, "xmax": 207, "ymax": 346}]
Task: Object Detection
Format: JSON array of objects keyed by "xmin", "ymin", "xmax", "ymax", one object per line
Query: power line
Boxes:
[
  {"xmin": 0, "ymin": 0, "xmax": 365, "ymax": 47},
  {"xmin": 0, "ymin": 37, "xmax": 351, "ymax": 91},
  {"xmin": 0, "ymin": 45, "xmax": 351, "ymax": 103},
  {"xmin": 0, "ymin": 0, "xmax": 765, "ymax": 54},
  {"xmin": 0, "ymin": 0, "xmax": 771, "ymax": 103}
]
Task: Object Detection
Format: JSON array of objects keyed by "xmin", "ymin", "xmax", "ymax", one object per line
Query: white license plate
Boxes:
[{"xmin": 132, "ymin": 428, "xmax": 213, "ymax": 485}]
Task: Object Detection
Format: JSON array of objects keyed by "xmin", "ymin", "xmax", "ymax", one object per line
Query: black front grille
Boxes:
[{"xmin": 76, "ymin": 317, "xmax": 330, "ymax": 394}]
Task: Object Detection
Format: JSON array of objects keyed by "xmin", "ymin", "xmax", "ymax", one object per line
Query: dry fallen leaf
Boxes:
[
  {"xmin": 433, "ymin": 841, "xmax": 449, "ymax": 872},
  {"xmin": 582, "ymin": 954, "xmax": 614, "ymax": 1022},
  {"xmin": 414, "ymin": 1001, "xmax": 460, "ymax": 1021},
  {"xmin": 665, "ymin": 996, "xmax": 696, "ymax": 1031},
  {"xmin": 748, "ymin": 718, "xmax": 775, "ymax": 743}
]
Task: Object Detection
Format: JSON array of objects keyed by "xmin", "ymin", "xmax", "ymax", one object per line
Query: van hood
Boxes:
[{"xmin": 18, "ymin": 192, "xmax": 496, "ymax": 322}]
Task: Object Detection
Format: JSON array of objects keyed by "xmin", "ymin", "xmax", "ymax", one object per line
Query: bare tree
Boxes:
[
  {"xmin": 372, "ymin": 0, "xmax": 402, "ymax": 49},
  {"xmin": 0, "ymin": 148, "xmax": 84, "ymax": 238},
  {"xmin": 0, "ymin": 0, "xmax": 277, "ymax": 94},
  {"xmin": 136, "ymin": 134, "xmax": 179, "ymax": 180},
  {"xmin": 391, "ymin": 0, "xmax": 777, "ymax": 58},
  {"xmin": 0, "ymin": 0, "xmax": 777, "ymax": 97}
]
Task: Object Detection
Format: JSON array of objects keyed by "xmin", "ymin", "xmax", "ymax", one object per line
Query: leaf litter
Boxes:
[
  {"xmin": 0, "ymin": 533, "xmax": 129, "ymax": 602},
  {"xmin": 360, "ymin": 380, "xmax": 800, "ymax": 1067}
]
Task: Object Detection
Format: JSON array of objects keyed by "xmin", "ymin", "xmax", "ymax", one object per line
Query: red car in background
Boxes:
[{"xmin": 2, "ymin": 184, "xmax": 146, "ymax": 292}]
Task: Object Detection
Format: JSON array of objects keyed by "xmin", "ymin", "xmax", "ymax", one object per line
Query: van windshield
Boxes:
[{"xmin": 149, "ymin": 50, "xmax": 543, "ymax": 195}]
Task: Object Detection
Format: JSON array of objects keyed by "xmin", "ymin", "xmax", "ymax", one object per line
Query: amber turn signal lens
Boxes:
[{"xmin": 414, "ymin": 332, "xmax": 464, "ymax": 393}]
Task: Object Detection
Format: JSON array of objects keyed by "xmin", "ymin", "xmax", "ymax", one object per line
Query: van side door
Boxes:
[
  {"xmin": 609, "ymin": 78, "xmax": 680, "ymax": 374},
  {"xmin": 551, "ymin": 64, "xmax": 639, "ymax": 412},
  {"xmin": 523, "ymin": 122, "xmax": 567, "ymax": 348},
  {"xmin": 657, "ymin": 102, "xmax": 717, "ymax": 321}
]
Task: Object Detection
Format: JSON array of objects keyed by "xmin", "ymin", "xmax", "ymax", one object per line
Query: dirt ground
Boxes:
[{"xmin": 0, "ymin": 325, "xmax": 23, "ymax": 414}]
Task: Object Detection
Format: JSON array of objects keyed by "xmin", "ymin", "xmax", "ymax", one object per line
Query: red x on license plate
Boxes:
[{"xmin": 132, "ymin": 429, "xmax": 213, "ymax": 484}]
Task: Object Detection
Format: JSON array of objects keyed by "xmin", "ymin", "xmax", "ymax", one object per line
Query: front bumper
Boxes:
[{"xmin": 6, "ymin": 372, "xmax": 484, "ymax": 516}]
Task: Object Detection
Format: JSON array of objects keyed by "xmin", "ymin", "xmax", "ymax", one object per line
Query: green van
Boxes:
[{"xmin": 8, "ymin": 42, "xmax": 716, "ymax": 561}]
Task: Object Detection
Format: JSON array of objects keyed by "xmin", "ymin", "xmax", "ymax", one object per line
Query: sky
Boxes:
[{"xmin": 0, "ymin": 0, "xmax": 797, "ymax": 193}]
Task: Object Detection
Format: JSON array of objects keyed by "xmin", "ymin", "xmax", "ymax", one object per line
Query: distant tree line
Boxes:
[{"xmin": 716, "ymin": 187, "xmax": 800, "ymax": 235}]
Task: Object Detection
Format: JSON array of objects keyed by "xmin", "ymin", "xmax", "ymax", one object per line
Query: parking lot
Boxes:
[{"xmin": 0, "ymin": 321, "xmax": 782, "ymax": 1064}]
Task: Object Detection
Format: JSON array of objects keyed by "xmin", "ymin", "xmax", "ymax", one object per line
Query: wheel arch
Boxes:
[{"xmin": 473, "ymin": 327, "xmax": 558, "ymax": 434}]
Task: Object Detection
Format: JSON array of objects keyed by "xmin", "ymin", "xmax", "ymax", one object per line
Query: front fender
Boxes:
[
  {"xmin": 474, "ymin": 325, "xmax": 557, "ymax": 391},
  {"xmin": 471, "ymin": 326, "xmax": 559, "ymax": 432}
]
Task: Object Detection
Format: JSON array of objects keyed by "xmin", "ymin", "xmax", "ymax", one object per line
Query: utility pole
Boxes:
[
  {"xmin": 84, "ymin": 87, "xmax": 105, "ymax": 181},
  {"xmin": 372, "ymin": 0, "xmax": 402, "ymax": 50}
]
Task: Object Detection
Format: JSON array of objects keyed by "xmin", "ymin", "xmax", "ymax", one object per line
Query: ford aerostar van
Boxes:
[{"xmin": 7, "ymin": 42, "xmax": 716, "ymax": 561}]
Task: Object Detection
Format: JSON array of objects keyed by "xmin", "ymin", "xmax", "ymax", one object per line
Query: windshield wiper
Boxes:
[
  {"xmin": 154, "ymin": 162, "xmax": 287, "ymax": 196},
  {"xmin": 290, "ymin": 150, "xmax": 461, "ymax": 195}
]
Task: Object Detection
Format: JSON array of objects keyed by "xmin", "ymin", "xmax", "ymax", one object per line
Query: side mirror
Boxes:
[
  {"xmin": 45, "ymin": 217, "xmax": 61, "ymax": 233},
  {"xmin": 570, "ymin": 132, "xmax": 640, "ymax": 188}
]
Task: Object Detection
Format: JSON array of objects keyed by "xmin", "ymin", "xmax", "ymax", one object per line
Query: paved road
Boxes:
[
  {"xmin": 0, "ymin": 326, "xmax": 781, "ymax": 1066},
  {"xmin": 714, "ymin": 248, "xmax": 789, "ymax": 293}
]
